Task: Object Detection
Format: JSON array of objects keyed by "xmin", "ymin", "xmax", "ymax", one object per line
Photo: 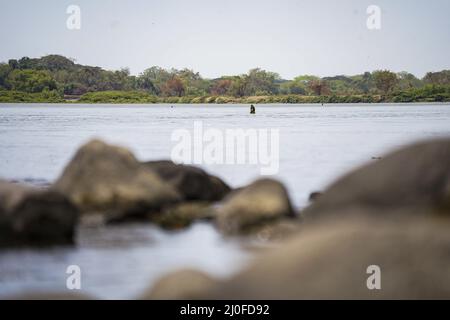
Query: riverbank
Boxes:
[{"xmin": 1, "ymin": 85, "xmax": 450, "ymax": 104}]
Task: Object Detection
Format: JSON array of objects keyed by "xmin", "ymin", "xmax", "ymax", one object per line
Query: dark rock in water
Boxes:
[
  {"xmin": 302, "ymin": 139, "xmax": 450, "ymax": 220},
  {"xmin": 308, "ymin": 191, "xmax": 322, "ymax": 202},
  {"xmin": 208, "ymin": 217, "xmax": 450, "ymax": 299},
  {"xmin": 216, "ymin": 178, "xmax": 296, "ymax": 235},
  {"xmin": 151, "ymin": 201, "xmax": 215, "ymax": 230},
  {"xmin": 140, "ymin": 269, "xmax": 218, "ymax": 300},
  {"xmin": 143, "ymin": 160, "xmax": 231, "ymax": 202},
  {"xmin": 0, "ymin": 180, "xmax": 78, "ymax": 247},
  {"xmin": 54, "ymin": 140, "xmax": 181, "ymax": 220}
]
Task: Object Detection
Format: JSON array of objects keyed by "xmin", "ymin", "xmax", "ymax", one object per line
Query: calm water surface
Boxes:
[{"xmin": 0, "ymin": 103, "xmax": 449, "ymax": 298}]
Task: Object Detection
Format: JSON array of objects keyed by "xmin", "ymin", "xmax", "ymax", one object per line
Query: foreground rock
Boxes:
[
  {"xmin": 208, "ymin": 217, "xmax": 450, "ymax": 299},
  {"xmin": 0, "ymin": 180, "xmax": 78, "ymax": 247},
  {"xmin": 216, "ymin": 178, "xmax": 296, "ymax": 235},
  {"xmin": 141, "ymin": 269, "xmax": 217, "ymax": 300},
  {"xmin": 54, "ymin": 140, "xmax": 181, "ymax": 220},
  {"xmin": 302, "ymin": 139, "xmax": 450, "ymax": 220},
  {"xmin": 143, "ymin": 160, "xmax": 231, "ymax": 202}
]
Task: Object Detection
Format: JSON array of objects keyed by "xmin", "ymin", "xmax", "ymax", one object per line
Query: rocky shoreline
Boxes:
[{"xmin": 1, "ymin": 138, "xmax": 449, "ymax": 299}]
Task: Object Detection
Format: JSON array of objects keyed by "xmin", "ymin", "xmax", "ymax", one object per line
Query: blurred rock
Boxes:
[
  {"xmin": 302, "ymin": 139, "xmax": 450, "ymax": 220},
  {"xmin": 308, "ymin": 191, "xmax": 322, "ymax": 202},
  {"xmin": 209, "ymin": 217, "xmax": 450, "ymax": 299},
  {"xmin": 0, "ymin": 180, "xmax": 78, "ymax": 247},
  {"xmin": 250, "ymin": 218, "xmax": 303, "ymax": 242},
  {"xmin": 216, "ymin": 178, "xmax": 296, "ymax": 235},
  {"xmin": 54, "ymin": 140, "xmax": 181, "ymax": 220},
  {"xmin": 140, "ymin": 269, "xmax": 218, "ymax": 300},
  {"xmin": 143, "ymin": 160, "xmax": 231, "ymax": 202},
  {"xmin": 151, "ymin": 201, "xmax": 215, "ymax": 230}
]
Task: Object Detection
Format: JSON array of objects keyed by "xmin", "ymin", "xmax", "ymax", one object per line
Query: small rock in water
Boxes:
[
  {"xmin": 216, "ymin": 178, "xmax": 297, "ymax": 235},
  {"xmin": 151, "ymin": 201, "xmax": 214, "ymax": 230},
  {"xmin": 308, "ymin": 191, "xmax": 322, "ymax": 202}
]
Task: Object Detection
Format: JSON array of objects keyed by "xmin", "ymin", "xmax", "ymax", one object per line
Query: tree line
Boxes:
[{"xmin": 0, "ymin": 54, "xmax": 449, "ymax": 102}]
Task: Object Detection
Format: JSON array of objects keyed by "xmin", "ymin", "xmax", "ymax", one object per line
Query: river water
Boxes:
[{"xmin": 0, "ymin": 103, "xmax": 449, "ymax": 298}]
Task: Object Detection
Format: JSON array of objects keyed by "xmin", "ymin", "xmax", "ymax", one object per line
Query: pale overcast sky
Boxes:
[{"xmin": 0, "ymin": 0, "xmax": 449, "ymax": 79}]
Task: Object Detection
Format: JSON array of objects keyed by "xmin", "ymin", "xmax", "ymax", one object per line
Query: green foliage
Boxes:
[
  {"xmin": 423, "ymin": 70, "xmax": 450, "ymax": 86},
  {"xmin": 78, "ymin": 91, "xmax": 157, "ymax": 103},
  {"xmin": 373, "ymin": 70, "xmax": 398, "ymax": 94},
  {"xmin": 0, "ymin": 63, "xmax": 12, "ymax": 89},
  {"xmin": 1, "ymin": 54, "xmax": 450, "ymax": 104},
  {"xmin": 0, "ymin": 90, "xmax": 63, "ymax": 103},
  {"xmin": 388, "ymin": 85, "xmax": 450, "ymax": 103},
  {"xmin": 6, "ymin": 69, "xmax": 57, "ymax": 93},
  {"xmin": 242, "ymin": 68, "xmax": 280, "ymax": 96},
  {"xmin": 396, "ymin": 71, "xmax": 422, "ymax": 90}
]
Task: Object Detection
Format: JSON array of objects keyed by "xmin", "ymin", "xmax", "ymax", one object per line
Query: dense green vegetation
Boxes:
[
  {"xmin": 0, "ymin": 90, "xmax": 64, "ymax": 103},
  {"xmin": 0, "ymin": 54, "xmax": 449, "ymax": 103},
  {"xmin": 78, "ymin": 91, "xmax": 157, "ymax": 103}
]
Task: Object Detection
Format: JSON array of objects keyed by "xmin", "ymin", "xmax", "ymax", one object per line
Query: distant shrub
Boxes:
[
  {"xmin": 388, "ymin": 85, "xmax": 450, "ymax": 103},
  {"xmin": 79, "ymin": 91, "xmax": 157, "ymax": 103},
  {"xmin": 0, "ymin": 89, "xmax": 63, "ymax": 103}
]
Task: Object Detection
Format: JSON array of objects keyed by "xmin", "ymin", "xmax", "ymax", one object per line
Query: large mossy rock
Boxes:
[
  {"xmin": 54, "ymin": 140, "xmax": 181, "ymax": 220},
  {"xmin": 302, "ymin": 139, "xmax": 450, "ymax": 220},
  {"xmin": 216, "ymin": 178, "xmax": 296, "ymax": 235},
  {"xmin": 209, "ymin": 217, "xmax": 450, "ymax": 299},
  {"xmin": 143, "ymin": 160, "xmax": 231, "ymax": 202},
  {"xmin": 0, "ymin": 180, "xmax": 78, "ymax": 247}
]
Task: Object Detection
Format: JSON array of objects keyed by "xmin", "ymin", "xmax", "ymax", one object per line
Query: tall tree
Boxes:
[
  {"xmin": 423, "ymin": 70, "xmax": 450, "ymax": 86},
  {"xmin": 308, "ymin": 79, "xmax": 331, "ymax": 96},
  {"xmin": 243, "ymin": 68, "xmax": 280, "ymax": 96},
  {"xmin": 373, "ymin": 70, "xmax": 398, "ymax": 94},
  {"xmin": 161, "ymin": 76, "xmax": 185, "ymax": 97},
  {"xmin": 210, "ymin": 79, "xmax": 232, "ymax": 95}
]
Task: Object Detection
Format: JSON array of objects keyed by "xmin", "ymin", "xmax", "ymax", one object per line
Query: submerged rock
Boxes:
[
  {"xmin": 143, "ymin": 160, "xmax": 231, "ymax": 202},
  {"xmin": 0, "ymin": 180, "xmax": 78, "ymax": 247},
  {"xmin": 250, "ymin": 218, "xmax": 303, "ymax": 242},
  {"xmin": 216, "ymin": 178, "xmax": 296, "ymax": 235},
  {"xmin": 209, "ymin": 217, "xmax": 450, "ymax": 299},
  {"xmin": 151, "ymin": 201, "xmax": 214, "ymax": 230},
  {"xmin": 308, "ymin": 191, "xmax": 322, "ymax": 202},
  {"xmin": 54, "ymin": 140, "xmax": 181, "ymax": 220},
  {"xmin": 302, "ymin": 139, "xmax": 450, "ymax": 220},
  {"xmin": 141, "ymin": 269, "xmax": 218, "ymax": 300}
]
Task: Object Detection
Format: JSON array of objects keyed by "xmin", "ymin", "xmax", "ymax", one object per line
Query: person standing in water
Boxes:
[{"xmin": 250, "ymin": 104, "xmax": 256, "ymax": 114}]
